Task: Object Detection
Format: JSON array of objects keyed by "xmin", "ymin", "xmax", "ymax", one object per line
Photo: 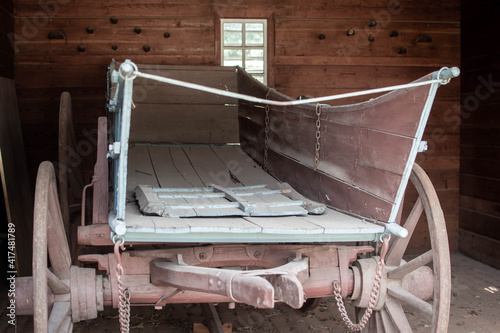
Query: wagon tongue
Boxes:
[{"xmin": 150, "ymin": 255, "xmax": 309, "ymax": 309}]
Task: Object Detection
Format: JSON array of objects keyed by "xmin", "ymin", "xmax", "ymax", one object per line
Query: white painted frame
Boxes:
[{"xmin": 220, "ymin": 18, "xmax": 268, "ymax": 84}]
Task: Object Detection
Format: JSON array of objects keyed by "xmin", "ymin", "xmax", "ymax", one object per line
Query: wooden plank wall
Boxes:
[
  {"xmin": 459, "ymin": 0, "xmax": 500, "ymax": 269},
  {"xmin": 13, "ymin": 0, "xmax": 460, "ymax": 252},
  {"xmin": 0, "ymin": 0, "xmax": 14, "ymax": 79}
]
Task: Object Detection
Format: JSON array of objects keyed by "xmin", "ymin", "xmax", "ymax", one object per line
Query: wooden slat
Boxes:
[
  {"xmin": 265, "ymin": 149, "xmax": 394, "ymax": 222},
  {"xmin": 130, "ymin": 104, "xmax": 239, "ymax": 144},
  {"xmin": 148, "ymin": 146, "xmax": 194, "ymax": 188},
  {"xmin": 14, "ymin": 2, "xmax": 459, "ymax": 21},
  {"xmin": 459, "ymin": 208, "xmax": 500, "ymax": 242},
  {"xmin": 182, "ymin": 146, "xmax": 241, "ymax": 187},
  {"xmin": 168, "ymin": 147, "xmax": 205, "ymax": 188},
  {"xmin": 458, "ymin": 230, "xmax": 500, "ymax": 270},
  {"xmin": 126, "ymin": 145, "xmax": 159, "ymax": 200}
]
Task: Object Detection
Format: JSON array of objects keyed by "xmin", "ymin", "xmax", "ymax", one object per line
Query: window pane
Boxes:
[
  {"xmin": 246, "ymin": 49, "xmax": 264, "ymax": 58},
  {"xmin": 224, "ymin": 31, "xmax": 242, "ymax": 46},
  {"xmin": 245, "ymin": 59, "xmax": 264, "ymax": 73},
  {"xmin": 245, "ymin": 32, "xmax": 264, "ymax": 46},
  {"xmin": 252, "ymin": 75, "xmax": 265, "ymax": 83},
  {"xmin": 246, "ymin": 23, "xmax": 263, "ymax": 31},
  {"xmin": 223, "ymin": 49, "xmax": 242, "ymax": 67},
  {"xmin": 224, "ymin": 23, "xmax": 242, "ymax": 31}
]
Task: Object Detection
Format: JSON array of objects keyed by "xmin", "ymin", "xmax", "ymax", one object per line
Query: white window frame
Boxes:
[{"xmin": 220, "ymin": 18, "xmax": 268, "ymax": 85}]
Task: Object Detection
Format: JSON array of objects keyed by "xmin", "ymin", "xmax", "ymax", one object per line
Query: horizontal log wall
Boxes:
[
  {"xmin": 459, "ymin": 0, "xmax": 500, "ymax": 269},
  {"xmin": 0, "ymin": 0, "xmax": 14, "ymax": 78},
  {"xmin": 14, "ymin": 0, "xmax": 460, "ymax": 252}
]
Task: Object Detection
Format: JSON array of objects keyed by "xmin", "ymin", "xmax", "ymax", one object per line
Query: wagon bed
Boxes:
[{"xmin": 123, "ymin": 144, "xmax": 383, "ymax": 243}]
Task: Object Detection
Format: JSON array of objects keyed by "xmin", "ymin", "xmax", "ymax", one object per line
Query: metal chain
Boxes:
[
  {"xmin": 333, "ymin": 234, "xmax": 390, "ymax": 332},
  {"xmin": 314, "ymin": 104, "xmax": 322, "ymax": 171},
  {"xmin": 263, "ymin": 90, "xmax": 271, "ymax": 171},
  {"xmin": 114, "ymin": 238, "xmax": 131, "ymax": 333}
]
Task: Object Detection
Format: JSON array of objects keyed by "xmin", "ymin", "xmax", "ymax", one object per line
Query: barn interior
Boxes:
[{"xmin": 0, "ymin": 0, "xmax": 499, "ymax": 332}]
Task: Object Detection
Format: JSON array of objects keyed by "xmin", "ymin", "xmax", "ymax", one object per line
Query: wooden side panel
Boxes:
[
  {"xmin": 130, "ymin": 66, "xmax": 239, "ymax": 144},
  {"xmin": 238, "ymin": 70, "xmax": 437, "ymax": 221}
]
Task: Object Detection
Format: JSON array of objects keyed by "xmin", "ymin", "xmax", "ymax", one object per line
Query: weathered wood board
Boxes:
[{"xmin": 0, "ymin": 77, "xmax": 33, "ymax": 276}]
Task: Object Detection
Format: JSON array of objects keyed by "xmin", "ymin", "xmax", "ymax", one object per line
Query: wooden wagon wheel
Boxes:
[
  {"xmin": 356, "ymin": 163, "xmax": 451, "ymax": 332},
  {"xmin": 29, "ymin": 161, "xmax": 102, "ymax": 332},
  {"xmin": 58, "ymin": 92, "xmax": 84, "ymax": 261},
  {"xmin": 33, "ymin": 161, "xmax": 73, "ymax": 332}
]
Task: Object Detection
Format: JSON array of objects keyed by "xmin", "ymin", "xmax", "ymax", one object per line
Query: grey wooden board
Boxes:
[
  {"xmin": 182, "ymin": 146, "xmax": 242, "ymax": 187},
  {"xmin": 168, "ymin": 147, "xmax": 206, "ymax": 188},
  {"xmin": 301, "ymin": 209, "xmax": 382, "ymax": 234},
  {"xmin": 211, "ymin": 146, "xmax": 279, "ymax": 186},
  {"xmin": 135, "ymin": 184, "xmax": 308, "ymax": 217},
  {"xmin": 125, "ymin": 202, "xmax": 384, "ymax": 239},
  {"xmin": 243, "ymin": 216, "xmax": 324, "ymax": 234},
  {"xmin": 148, "ymin": 146, "xmax": 193, "ymax": 188},
  {"xmin": 127, "ymin": 145, "xmax": 159, "ymax": 201}
]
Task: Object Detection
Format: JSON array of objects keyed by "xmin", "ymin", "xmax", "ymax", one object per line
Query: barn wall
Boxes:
[
  {"xmin": 13, "ymin": 0, "xmax": 460, "ymax": 252},
  {"xmin": 0, "ymin": 0, "xmax": 14, "ymax": 79},
  {"xmin": 459, "ymin": 1, "xmax": 500, "ymax": 268}
]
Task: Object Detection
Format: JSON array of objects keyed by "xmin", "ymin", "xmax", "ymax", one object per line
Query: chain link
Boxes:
[
  {"xmin": 314, "ymin": 104, "xmax": 322, "ymax": 171},
  {"xmin": 333, "ymin": 234, "xmax": 390, "ymax": 331},
  {"xmin": 114, "ymin": 238, "xmax": 131, "ymax": 333},
  {"xmin": 263, "ymin": 90, "xmax": 271, "ymax": 171}
]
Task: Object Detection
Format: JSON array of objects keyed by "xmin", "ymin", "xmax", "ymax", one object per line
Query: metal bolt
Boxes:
[
  {"xmin": 77, "ymin": 45, "xmax": 85, "ymax": 52},
  {"xmin": 209, "ymin": 279, "xmax": 214, "ymax": 286},
  {"xmin": 199, "ymin": 252, "xmax": 207, "ymax": 260},
  {"xmin": 346, "ymin": 29, "xmax": 355, "ymax": 36},
  {"xmin": 368, "ymin": 35, "xmax": 374, "ymax": 42},
  {"xmin": 318, "ymin": 34, "xmax": 326, "ymax": 40},
  {"xmin": 164, "ymin": 32, "xmax": 171, "ymax": 38},
  {"xmin": 110, "ymin": 17, "xmax": 118, "ymax": 24},
  {"xmin": 217, "ymin": 280, "xmax": 222, "ymax": 288},
  {"xmin": 86, "ymin": 27, "xmax": 95, "ymax": 34},
  {"xmin": 368, "ymin": 20, "xmax": 377, "ymax": 27},
  {"xmin": 254, "ymin": 251, "xmax": 261, "ymax": 258},
  {"xmin": 134, "ymin": 27, "xmax": 142, "ymax": 34},
  {"xmin": 143, "ymin": 45, "xmax": 151, "ymax": 52},
  {"xmin": 111, "ymin": 44, "xmax": 118, "ymax": 50}
]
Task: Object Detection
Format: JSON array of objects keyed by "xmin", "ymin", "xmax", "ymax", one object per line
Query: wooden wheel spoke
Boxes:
[
  {"xmin": 388, "ymin": 250, "xmax": 433, "ymax": 280},
  {"xmin": 384, "ymin": 298, "xmax": 413, "ymax": 332},
  {"xmin": 47, "ymin": 268, "xmax": 70, "ymax": 295},
  {"xmin": 387, "ymin": 286, "xmax": 433, "ymax": 317},
  {"xmin": 385, "ymin": 197, "xmax": 424, "ymax": 266},
  {"xmin": 48, "ymin": 302, "xmax": 72, "ymax": 333},
  {"xmin": 379, "ymin": 309, "xmax": 399, "ymax": 333}
]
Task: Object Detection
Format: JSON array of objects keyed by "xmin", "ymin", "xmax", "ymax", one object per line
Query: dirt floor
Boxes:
[{"xmin": 2, "ymin": 252, "xmax": 499, "ymax": 332}]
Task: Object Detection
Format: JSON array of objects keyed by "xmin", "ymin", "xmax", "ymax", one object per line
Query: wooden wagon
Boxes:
[{"xmin": 15, "ymin": 60, "xmax": 459, "ymax": 332}]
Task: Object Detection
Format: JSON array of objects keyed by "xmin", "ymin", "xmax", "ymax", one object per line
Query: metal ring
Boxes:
[
  {"xmin": 379, "ymin": 233, "xmax": 391, "ymax": 243},
  {"xmin": 436, "ymin": 67, "xmax": 451, "ymax": 85},
  {"xmin": 112, "ymin": 233, "xmax": 126, "ymax": 246}
]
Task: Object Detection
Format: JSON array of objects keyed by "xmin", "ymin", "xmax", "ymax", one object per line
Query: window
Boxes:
[{"xmin": 221, "ymin": 19, "xmax": 267, "ymax": 84}]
